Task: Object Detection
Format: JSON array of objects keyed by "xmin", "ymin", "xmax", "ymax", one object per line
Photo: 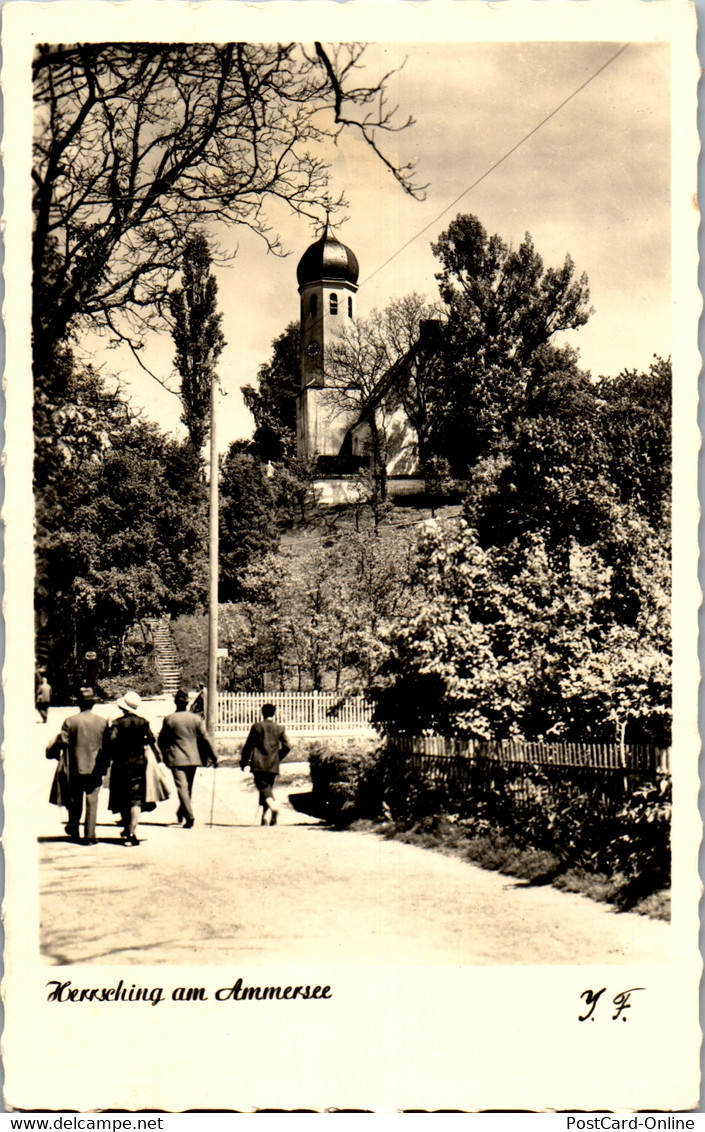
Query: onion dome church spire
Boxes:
[
  {"xmin": 296, "ymin": 223, "xmax": 360, "ymax": 290},
  {"xmin": 296, "ymin": 222, "xmax": 359, "ymax": 462}
]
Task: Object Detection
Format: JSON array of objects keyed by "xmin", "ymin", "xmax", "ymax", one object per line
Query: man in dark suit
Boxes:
[
  {"xmin": 158, "ymin": 689, "xmax": 217, "ymax": 828},
  {"xmin": 59, "ymin": 687, "xmax": 108, "ymax": 844},
  {"xmin": 240, "ymin": 704, "xmax": 290, "ymax": 826}
]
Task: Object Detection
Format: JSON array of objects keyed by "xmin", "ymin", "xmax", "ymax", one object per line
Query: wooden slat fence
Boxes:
[
  {"xmin": 217, "ymin": 691, "xmax": 374, "ymax": 735},
  {"xmin": 389, "ymin": 736, "xmax": 670, "ymax": 773},
  {"xmin": 384, "ymin": 736, "xmax": 671, "ymax": 813}
]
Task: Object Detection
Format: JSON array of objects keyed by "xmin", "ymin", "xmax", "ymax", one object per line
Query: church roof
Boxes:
[{"xmin": 296, "ymin": 226, "xmax": 359, "ymax": 288}]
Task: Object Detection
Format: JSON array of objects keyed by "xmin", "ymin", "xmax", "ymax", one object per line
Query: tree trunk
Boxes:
[{"xmin": 369, "ymin": 420, "xmax": 387, "ymax": 502}]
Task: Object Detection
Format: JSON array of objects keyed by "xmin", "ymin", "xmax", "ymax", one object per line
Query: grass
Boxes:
[{"xmin": 351, "ymin": 815, "xmax": 670, "ymax": 922}]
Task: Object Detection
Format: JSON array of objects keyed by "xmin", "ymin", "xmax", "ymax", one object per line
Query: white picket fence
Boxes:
[{"xmin": 217, "ymin": 691, "xmax": 375, "ymax": 736}]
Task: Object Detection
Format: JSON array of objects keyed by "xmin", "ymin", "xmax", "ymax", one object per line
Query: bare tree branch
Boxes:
[{"xmin": 33, "ymin": 42, "xmax": 424, "ymax": 392}]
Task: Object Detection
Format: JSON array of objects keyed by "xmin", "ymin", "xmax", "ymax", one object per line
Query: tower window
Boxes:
[
  {"xmin": 310, "ymin": 294, "xmax": 318, "ymax": 318},
  {"xmin": 329, "ymin": 293, "xmax": 338, "ymax": 315},
  {"xmin": 348, "ymin": 296, "xmax": 353, "ymax": 318}
]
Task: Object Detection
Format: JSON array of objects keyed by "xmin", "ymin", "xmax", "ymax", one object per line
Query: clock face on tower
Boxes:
[{"xmin": 306, "ymin": 341, "xmax": 321, "ymax": 359}]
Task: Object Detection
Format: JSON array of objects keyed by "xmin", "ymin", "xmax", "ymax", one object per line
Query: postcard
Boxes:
[{"xmin": 2, "ymin": 0, "xmax": 701, "ymax": 1113}]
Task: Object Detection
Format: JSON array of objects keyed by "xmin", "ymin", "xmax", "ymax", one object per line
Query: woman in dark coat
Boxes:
[{"xmin": 105, "ymin": 691, "xmax": 160, "ymax": 846}]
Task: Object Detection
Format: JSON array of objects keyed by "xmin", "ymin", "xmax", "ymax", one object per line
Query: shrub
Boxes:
[
  {"xmin": 603, "ymin": 776, "xmax": 671, "ymax": 884},
  {"xmin": 308, "ymin": 741, "xmax": 385, "ymax": 826},
  {"xmin": 99, "ymin": 636, "xmax": 163, "ymax": 700},
  {"xmin": 172, "ymin": 612, "xmax": 208, "ymax": 689},
  {"xmin": 377, "ymin": 750, "xmax": 671, "ymax": 898}
]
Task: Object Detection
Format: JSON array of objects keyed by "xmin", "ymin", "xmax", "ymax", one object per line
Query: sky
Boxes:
[{"xmin": 93, "ymin": 40, "xmax": 671, "ymax": 455}]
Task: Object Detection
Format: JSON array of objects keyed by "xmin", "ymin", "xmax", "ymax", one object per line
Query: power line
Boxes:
[{"xmin": 360, "ymin": 42, "xmax": 631, "ymax": 288}]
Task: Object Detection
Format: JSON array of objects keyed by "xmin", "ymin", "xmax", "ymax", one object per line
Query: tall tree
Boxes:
[
  {"xmin": 169, "ymin": 233, "xmax": 226, "ymax": 456},
  {"xmin": 426, "ymin": 214, "xmax": 593, "ymax": 475},
  {"xmin": 35, "ymin": 363, "xmax": 207, "ymax": 698},
  {"xmin": 32, "ymin": 43, "xmax": 422, "ymax": 391},
  {"xmin": 242, "ymin": 323, "xmax": 300, "ymax": 463},
  {"xmin": 465, "ymin": 346, "xmax": 616, "ymax": 559},
  {"xmin": 464, "ymin": 353, "xmax": 672, "ymax": 579},
  {"xmin": 433, "ymin": 216, "xmax": 591, "ymax": 356},
  {"xmin": 218, "ymin": 449, "xmax": 280, "ymax": 602}
]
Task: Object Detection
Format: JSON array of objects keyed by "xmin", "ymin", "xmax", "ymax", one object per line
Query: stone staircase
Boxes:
[{"xmin": 146, "ymin": 618, "xmax": 182, "ymax": 695}]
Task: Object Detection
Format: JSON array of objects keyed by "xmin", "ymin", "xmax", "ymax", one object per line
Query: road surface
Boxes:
[{"xmin": 39, "ymin": 760, "xmax": 669, "ymax": 966}]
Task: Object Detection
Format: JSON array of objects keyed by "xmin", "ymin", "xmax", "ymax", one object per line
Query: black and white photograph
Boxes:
[{"xmin": 2, "ymin": 0, "xmax": 701, "ymax": 1113}]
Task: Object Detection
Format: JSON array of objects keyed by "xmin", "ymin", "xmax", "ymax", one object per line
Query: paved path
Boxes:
[{"xmin": 39, "ymin": 761, "xmax": 670, "ymax": 967}]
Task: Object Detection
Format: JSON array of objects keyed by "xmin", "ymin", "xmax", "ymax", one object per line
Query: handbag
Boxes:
[
  {"xmin": 49, "ymin": 751, "xmax": 70, "ymax": 808},
  {"xmin": 46, "ymin": 734, "xmax": 65, "ymax": 761},
  {"xmin": 156, "ymin": 760, "xmax": 175, "ymax": 797},
  {"xmin": 144, "ymin": 748, "xmax": 172, "ymax": 804}
]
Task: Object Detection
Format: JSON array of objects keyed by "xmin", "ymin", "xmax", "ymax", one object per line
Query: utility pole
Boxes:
[{"xmin": 206, "ymin": 372, "xmax": 218, "ymax": 737}]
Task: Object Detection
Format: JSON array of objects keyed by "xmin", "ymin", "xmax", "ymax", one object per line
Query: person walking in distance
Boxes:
[
  {"xmin": 36, "ymin": 673, "xmax": 52, "ymax": 723},
  {"xmin": 56, "ymin": 687, "xmax": 107, "ymax": 844},
  {"xmin": 158, "ymin": 689, "xmax": 217, "ymax": 828},
  {"xmin": 190, "ymin": 683, "xmax": 207, "ymax": 717},
  {"xmin": 240, "ymin": 704, "xmax": 290, "ymax": 826}
]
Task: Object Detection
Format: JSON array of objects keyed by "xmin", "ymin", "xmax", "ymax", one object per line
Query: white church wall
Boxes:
[{"xmin": 301, "ymin": 387, "xmax": 357, "ymax": 458}]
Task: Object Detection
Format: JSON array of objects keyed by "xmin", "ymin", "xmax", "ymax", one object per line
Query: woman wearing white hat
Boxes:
[{"xmin": 104, "ymin": 691, "xmax": 160, "ymax": 846}]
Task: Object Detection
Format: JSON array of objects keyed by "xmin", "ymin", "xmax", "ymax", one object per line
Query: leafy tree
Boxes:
[
  {"xmin": 426, "ymin": 214, "xmax": 592, "ymax": 475},
  {"xmin": 169, "ymin": 233, "xmax": 226, "ymax": 456},
  {"xmin": 273, "ymin": 535, "xmax": 395, "ymax": 690},
  {"xmin": 464, "ymin": 353, "xmax": 671, "ymax": 596},
  {"xmin": 32, "ymin": 42, "xmax": 422, "ymax": 391},
  {"xmin": 239, "ymin": 321, "xmax": 320, "ymax": 529},
  {"xmin": 34, "ymin": 356, "xmax": 133, "ymax": 494},
  {"xmin": 219, "ymin": 527, "xmax": 416, "ymax": 691},
  {"xmin": 422, "ymin": 455, "xmax": 457, "ymax": 518},
  {"xmin": 432, "ymin": 215, "xmax": 592, "ymax": 359},
  {"xmin": 596, "ymin": 356, "xmax": 671, "ymax": 529},
  {"xmin": 35, "ymin": 364, "xmax": 207, "ymax": 698},
  {"xmin": 347, "ymin": 466, "xmax": 394, "ymax": 531},
  {"xmin": 536, "ymin": 515, "xmax": 671, "ymax": 746},
  {"xmin": 269, "ymin": 459, "xmax": 320, "ymax": 528},
  {"xmin": 326, "ymin": 529, "xmax": 416, "ymax": 688},
  {"xmin": 465, "ymin": 346, "xmax": 617, "ymax": 559},
  {"xmin": 371, "ymin": 518, "xmax": 670, "ymax": 745},
  {"xmin": 219, "ymin": 449, "xmax": 280, "ymax": 601},
  {"xmin": 221, "ymin": 558, "xmax": 289, "ymax": 691},
  {"xmin": 242, "ymin": 323, "xmax": 300, "ymax": 463}
]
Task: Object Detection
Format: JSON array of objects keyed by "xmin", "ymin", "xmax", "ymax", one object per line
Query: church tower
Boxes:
[{"xmin": 296, "ymin": 225, "xmax": 359, "ymax": 462}]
